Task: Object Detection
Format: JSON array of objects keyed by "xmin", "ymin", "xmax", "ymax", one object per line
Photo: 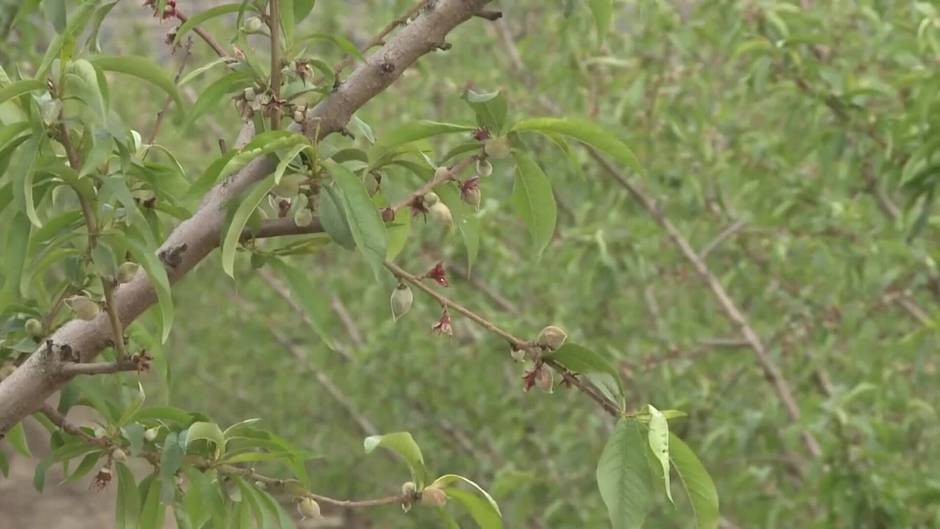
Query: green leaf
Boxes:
[
  {"xmin": 159, "ymin": 432, "xmax": 184, "ymax": 504},
  {"xmin": 140, "ymin": 474, "xmax": 167, "ymax": 529},
  {"xmin": 279, "ymin": 0, "xmax": 295, "ymax": 45},
  {"xmin": 11, "ymin": 134, "xmax": 42, "ymax": 227},
  {"xmin": 36, "ymin": 0, "xmax": 98, "ymax": 80},
  {"xmin": 268, "ymin": 259, "xmax": 336, "ymax": 349},
  {"xmin": 294, "ymin": 0, "xmax": 316, "ymax": 23},
  {"xmin": 432, "ymin": 474, "xmax": 502, "ymax": 529},
  {"xmin": 0, "ymin": 79, "xmax": 45, "ymax": 107},
  {"xmin": 329, "ymin": 163, "xmax": 388, "ymax": 280},
  {"xmin": 371, "ymin": 120, "xmax": 474, "ymax": 161},
  {"xmin": 115, "ymin": 462, "xmax": 141, "ymax": 529},
  {"xmin": 221, "ymin": 175, "xmax": 276, "ymax": 278},
  {"xmin": 511, "ymin": 151, "xmax": 556, "ymax": 256},
  {"xmin": 647, "ymin": 405, "xmax": 673, "ymax": 503},
  {"xmin": 65, "ymin": 451, "xmax": 102, "ymax": 483},
  {"xmin": 186, "ymin": 421, "xmax": 226, "ymax": 457},
  {"xmin": 44, "ymin": 0, "xmax": 67, "ymax": 32},
  {"xmin": 5, "ymin": 422, "xmax": 31, "ymax": 457},
  {"xmin": 544, "ymin": 342, "xmax": 623, "ymax": 402},
  {"xmin": 0, "ymin": 212, "xmax": 31, "ymax": 306},
  {"xmin": 174, "ymin": 4, "xmax": 242, "ymax": 45},
  {"xmin": 296, "ymin": 32, "xmax": 364, "ymax": 62},
  {"xmin": 364, "ymin": 432, "xmax": 428, "ymax": 487},
  {"xmin": 184, "ymin": 70, "xmax": 253, "ymax": 130},
  {"xmin": 318, "ymin": 182, "xmax": 356, "ymax": 250},
  {"xmin": 463, "ymin": 88, "xmax": 507, "ymax": 134},
  {"xmin": 596, "ymin": 419, "xmax": 653, "ymax": 529},
  {"xmin": 219, "ymin": 130, "xmax": 308, "ymax": 181},
  {"xmin": 120, "ymin": 229, "xmax": 174, "ymax": 342},
  {"xmin": 88, "ymin": 55, "xmax": 184, "ymax": 110},
  {"xmin": 384, "ymin": 205, "xmax": 411, "ymax": 260},
  {"xmin": 588, "ymin": 0, "xmax": 614, "ymax": 44},
  {"xmin": 671, "ymin": 433, "xmax": 719, "ymax": 529},
  {"xmin": 511, "ymin": 117, "xmax": 643, "ymax": 175}
]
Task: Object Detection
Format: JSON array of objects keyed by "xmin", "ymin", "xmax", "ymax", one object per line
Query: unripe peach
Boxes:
[
  {"xmin": 293, "ymin": 208, "xmax": 314, "ymax": 228},
  {"xmin": 297, "ymin": 497, "xmax": 322, "ymax": 519},
  {"xmin": 536, "ymin": 325, "xmax": 567, "ymax": 351},
  {"xmin": 66, "ymin": 296, "xmax": 99, "ymax": 321},
  {"xmin": 429, "ymin": 202, "xmax": 453, "ymax": 227},
  {"xmin": 111, "ymin": 448, "xmax": 128, "ymax": 463},
  {"xmin": 484, "ymin": 137, "xmax": 511, "ymax": 159},
  {"xmin": 421, "ymin": 486, "xmax": 448, "ymax": 507},
  {"xmin": 390, "ymin": 284, "xmax": 414, "ymax": 321},
  {"xmin": 25, "ymin": 318, "xmax": 43, "ymax": 339},
  {"xmin": 462, "ymin": 186, "xmax": 482, "ymax": 209},
  {"xmin": 117, "ymin": 262, "xmax": 139, "ymax": 284},
  {"xmin": 476, "ymin": 158, "xmax": 493, "ymax": 177}
]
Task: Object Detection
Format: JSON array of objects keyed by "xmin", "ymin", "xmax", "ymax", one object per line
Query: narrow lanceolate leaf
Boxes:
[
  {"xmin": 596, "ymin": 419, "xmax": 653, "ymax": 529},
  {"xmin": 588, "ymin": 0, "xmax": 614, "ymax": 44},
  {"xmin": 269, "ymin": 258, "xmax": 336, "ymax": 349},
  {"xmin": 544, "ymin": 343, "xmax": 623, "ymax": 402},
  {"xmin": 647, "ymin": 405, "xmax": 673, "ymax": 503},
  {"xmin": 158, "ymin": 432, "xmax": 184, "ymax": 504},
  {"xmin": 511, "ymin": 117, "xmax": 644, "ymax": 175},
  {"xmin": 115, "ymin": 462, "xmax": 141, "ymax": 529},
  {"xmin": 218, "ymin": 130, "xmax": 308, "ymax": 180},
  {"xmin": 121, "ymin": 229, "xmax": 174, "ymax": 342},
  {"xmin": 329, "ymin": 163, "xmax": 388, "ymax": 281},
  {"xmin": 463, "ymin": 88, "xmax": 508, "ymax": 134},
  {"xmin": 363, "ymin": 432, "xmax": 428, "ymax": 487},
  {"xmin": 221, "ymin": 175, "xmax": 276, "ymax": 278},
  {"xmin": 318, "ymin": 182, "xmax": 356, "ymax": 250},
  {"xmin": 5, "ymin": 422, "xmax": 31, "ymax": 457},
  {"xmin": 139, "ymin": 475, "xmax": 166, "ymax": 529},
  {"xmin": 88, "ymin": 56, "xmax": 184, "ymax": 110},
  {"xmin": 370, "ymin": 120, "xmax": 474, "ymax": 160},
  {"xmin": 36, "ymin": 0, "xmax": 98, "ymax": 79},
  {"xmin": 186, "ymin": 422, "xmax": 226, "ymax": 457},
  {"xmin": 511, "ymin": 151, "xmax": 556, "ymax": 256},
  {"xmin": 432, "ymin": 474, "xmax": 502, "ymax": 529},
  {"xmin": 0, "ymin": 79, "xmax": 45, "ymax": 107},
  {"xmin": 1, "ymin": 213, "xmax": 30, "ymax": 306},
  {"xmin": 12, "ymin": 134, "xmax": 42, "ymax": 227},
  {"xmin": 670, "ymin": 433, "xmax": 719, "ymax": 529},
  {"xmin": 174, "ymin": 4, "xmax": 242, "ymax": 45},
  {"xmin": 184, "ymin": 70, "xmax": 253, "ymax": 129}
]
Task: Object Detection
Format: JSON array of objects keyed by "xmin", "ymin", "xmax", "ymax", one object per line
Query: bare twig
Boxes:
[
  {"xmin": 147, "ymin": 38, "xmax": 194, "ymax": 146},
  {"xmin": 699, "ymin": 219, "xmax": 747, "ymax": 261},
  {"xmin": 334, "ymin": 1, "xmax": 429, "ymax": 75},
  {"xmin": 39, "ymin": 404, "xmax": 109, "ymax": 448},
  {"xmin": 58, "ymin": 358, "xmax": 139, "ymax": 377},
  {"xmin": 174, "ymin": 11, "xmax": 228, "ymax": 58},
  {"xmin": 330, "ymin": 296, "xmax": 366, "ymax": 348}
]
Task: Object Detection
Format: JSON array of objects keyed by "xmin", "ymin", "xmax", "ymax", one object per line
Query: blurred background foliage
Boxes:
[{"xmin": 3, "ymin": 0, "xmax": 940, "ymax": 528}]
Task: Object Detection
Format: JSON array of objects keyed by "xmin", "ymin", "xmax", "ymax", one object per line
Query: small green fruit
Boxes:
[
  {"xmin": 476, "ymin": 158, "xmax": 493, "ymax": 177},
  {"xmin": 484, "ymin": 137, "xmax": 511, "ymax": 159},
  {"xmin": 421, "ymin": 487, "xmax": 448, "ymax": 507},
  {"xmin": 25, "ymin": 318, "xmax": 43, "ymax": 339},
  {"xmin": 243, "ymin": 16, "xmax": 264, "ymax": 33},
  {"xmin": 536, "ymin": 325, "xmax": 567, "ymax": 351},
  {"xmin": 66, "ymin": 296, "xmax": 100, "ymax": 321},
  {"xmin": 144, "ymin": 427, "xmax": 159, "ymax": 442},
  {"xmin": 434, "ymin": 166, "xmax": 450, "ymax": 181},
  {"xmin": 463, "ymin": 186, "xmax": 482, "ymax": 209},
  {"xmin": 391, "ymin": 284, "xmax": 414, "ymax": 321},
  {"xmin": 111, "ymin": 448, "xmax": 128, "ymax": 463},
  {"xmin": 117, "ymin": 262, "xmax": 139, "ymax": 284},
  {"xmin": 423, "ymin": 191, "xmax": 440, "ymax": 207},
  {"xmin": 297, "ymin": 498, "xmax": 322, "ymax": 519},
  {"xmin": 429, "ymin": 202, "xmax": 453, "ymax": 227},
  {"xmin": 293, "ymin": 208, "xmax": 314, "ymax": 228}
]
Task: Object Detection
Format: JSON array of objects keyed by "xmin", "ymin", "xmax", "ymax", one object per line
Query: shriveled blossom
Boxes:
[
  {"xmin": 408, "ymin": 195, "xmax": 429, "ymax": 218},
  {"xmin": 431, "ymin": 308, "xmax": 453, "ymax": 336},
  {"xmin": 424, "ymin": 262, "xmax": 448, "ymax": 287},
  {"xmin": 91, "ymin": 467, "xmax": 112, "ymax": 492},
  {"xmin": 472, "ymin": 127, "xmax": 491, "ymax": 142},
  {"xmin": 144, "ymin": 0, "xmax": 177, "ymax": 19}
]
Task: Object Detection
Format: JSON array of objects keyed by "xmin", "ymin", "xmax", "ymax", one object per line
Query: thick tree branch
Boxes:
[{"xmin": 0, "ymin": 0, "xmax": 493, "ymax": 436}]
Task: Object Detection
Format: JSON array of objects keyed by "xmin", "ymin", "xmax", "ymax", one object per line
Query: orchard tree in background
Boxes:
[{"xmin": 0, "ymin": 1, "xmax": 719, "ymax": 528}]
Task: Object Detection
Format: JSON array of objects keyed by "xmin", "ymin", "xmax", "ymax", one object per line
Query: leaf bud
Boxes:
[
  {"xmin": 117, "ymin": 261, "xmax": 139, "ymax": 284},
  {"xmin": 66, "ymin": 296, "xmax": 100, "ymax": 321},
  {"xmin": 420, "ymin": 486, "xmax": 448, "ymax": 507},
  {"xmin": 390, "ymin": 284, "xmax": 414, "ymax": 321},
  {"xmin": 536, "ymin": 325, "xmax": 567, "ymax": 351},
  {"xmin": 297, "ymin": 497, "xmax": 322, "ymax": 519}
]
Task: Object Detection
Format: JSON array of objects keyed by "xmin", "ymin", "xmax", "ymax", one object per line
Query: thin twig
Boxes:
[
  {"xmin": 39, "ymin": 404, "xmax": 109, "ymax": 448},
  {"xmin": 333, "ymin": 0, "xmax": 429, "ymax": 75},
  {"xmin": 147, "ymin": 38, "xmax": 194, "ymax": 146},
  {"xmin": 699, "ymin": 219, "xmax": 747, "ymax": 261},
  {"xmin": 390, "ymin": 155, "xmax": 477, "ymax": 213},
  {"xmin": 174, "ymin": 11, "xmax": 228, "ymax": 58},
  {"xmin": 58, "ymin": 359, "xmax": 138, "ymax": 377},
  {"xmin": 330, "ymin": 296, "xmax": 366, "ymax": 348}
]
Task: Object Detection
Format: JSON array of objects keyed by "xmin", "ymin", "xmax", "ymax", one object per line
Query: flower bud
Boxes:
[
  {"xmin": 293, "ymin": 208, "xmax": 314, "ymax": 228},
  {"xmin": 243, "ymin": 16, "xmax": 264, "ymax": 33},
  {"xmin": 402, "ymin": 481, "xmax": 417, "ymax": 497},
  {"xmin": 536, "ymin": 325, "xmax": 567, "ymax": 351},
  {"xmin": 423, "ymin": 191, "xmax": 440, "ymax": 207},
  {"xmin": 66, "ymin": 296, "xmax": 100, "ymax": 321},
  {"xmin": 476, "ymin": 158, "xmax": 493, "ymax": 177},
  {"xmin": 421, "ymin": 486, "xmax": 448, "ymax": 507},
  {"xmin": 111, "ymin": 448, "xmax": 128, "ymax": 463},
  {"xmin": 25, "ymin": 318, "xmax": 43, "ymax": 339},
  {"xmin": 536, "ymin": 368, "xmax": 554, "ymax": 393},
  {"xmin": 117, "ymin": 262, "xmax": 139, "ymax": 284},
  {"xmin": 297, "ymin": 497, "xmax": 322, "ymax": 519},
  {"xmin": 429, "ymin": 202, "xmax": 453, "ymax": 227},
  {"xmin": 144, "ymin": 427, "xmax": 159, "ymax": 442},
  {"xmin": 484, "ymin": 137, "xmax": 511, "ymax": 159},
  {"xmin": 390, "ymin": 284, "xmax": 414, "ymax": 321},
  {"xmin": 462, "ymin": 186, "xmax": 482, "ymax": 209}
]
